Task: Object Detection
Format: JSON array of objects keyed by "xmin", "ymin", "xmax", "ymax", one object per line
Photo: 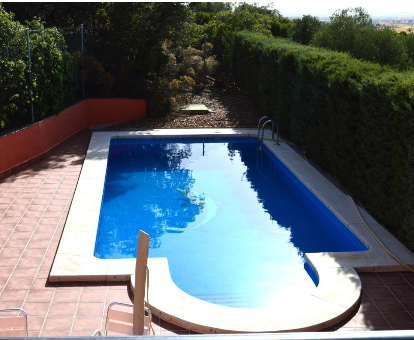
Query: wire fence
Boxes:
[
  {"xmin": 1, "ymin": 26, "xmax": 85, "ymax": 135},
  {"xmin": 1, "ymin": 24, "xmax": 216, "ymax": 135}
]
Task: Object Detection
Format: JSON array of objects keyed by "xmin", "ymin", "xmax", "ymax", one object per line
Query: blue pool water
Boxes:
[{"xmin": 94, "ymin": 138, "xmax": 367, "ymax": 308}]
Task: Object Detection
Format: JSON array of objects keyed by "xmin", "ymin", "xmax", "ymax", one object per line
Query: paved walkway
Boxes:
[
  {"xmin": 1, "ymin": 130, "xmax": 414, "ymax": 336},
  {"xmin": 328, "ymin": 272, "xmax": 414, "ymax": 331}
]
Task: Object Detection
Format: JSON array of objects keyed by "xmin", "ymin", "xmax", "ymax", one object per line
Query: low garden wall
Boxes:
[{"xmin": 0, "ymin": 98, "xmax": 146, "ymax": 177}]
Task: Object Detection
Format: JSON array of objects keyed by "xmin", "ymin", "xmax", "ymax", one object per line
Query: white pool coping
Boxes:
[{"xmin": 50, "ymin": 128, "xmax": 414, "ymax": 333}]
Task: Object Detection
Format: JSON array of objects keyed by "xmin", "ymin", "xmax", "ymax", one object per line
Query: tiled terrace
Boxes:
[{"xmin": 1, "ymin": 129, "xmax": 414, "ymax": 336}]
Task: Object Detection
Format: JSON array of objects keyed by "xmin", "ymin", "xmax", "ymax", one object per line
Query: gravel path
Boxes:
[{"xmin": 108, "ymin": 88, "xmax": 263, "ymax": 130}]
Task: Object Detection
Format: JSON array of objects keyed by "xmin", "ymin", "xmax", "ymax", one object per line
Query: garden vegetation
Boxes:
[
  {"xmin": 2, "ymin": 3, "xmax": 414, "ymax": 250},
  {"xmin": 0, "ymin": 5, "xmax": 74, "ymax": 131},
  {"xmin": 229, "ymin": 31, "xmax": 414, "ymax": 250},
  {"xmin": 312, "ymin": 8, "xmax": 414, "ymax": 70}
]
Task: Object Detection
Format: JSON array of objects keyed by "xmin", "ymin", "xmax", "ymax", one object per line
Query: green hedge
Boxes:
[
  {"xmin": 230, "ymin": 31, "xmax": 414, "ymax": 250},
  {"xmin": 0, "ymin": 5, "xmax": 76, "ymax": 132}
]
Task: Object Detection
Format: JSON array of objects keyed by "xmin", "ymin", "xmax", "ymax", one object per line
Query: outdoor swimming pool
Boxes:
[{"xmin": 94, "ymin": 138, "xmax": 366, "ymax": 308}]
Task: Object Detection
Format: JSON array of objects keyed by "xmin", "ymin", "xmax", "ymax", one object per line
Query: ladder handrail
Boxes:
[
  {"xmin": 260, "ymin": 119, "xmax": 278, "ymax": 145},
  {"xmin": 256, "ymin": 116, "xmax": 270, "ymax": 147},
  {"xmin": 257, "ymin": 117, "xmax": 280, "ymax": 151}
]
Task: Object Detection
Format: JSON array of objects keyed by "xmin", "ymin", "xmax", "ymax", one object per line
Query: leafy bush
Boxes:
[
  {"xmin": 0, "ymin": 5, "xmax": 75, "ymax": 132},
  {"xmin": 149, "ymin": 43, "xmax": 218, "ymax": 114},
  {"xmin": 0, "ymin": 7, "xmax": 30, "ymax": 129},
  {"xmin": 72, "ymin": 51, "xmax": 115, "ymax": 98},
  {"xmin": 230, "ymin": 31, "xmax": 414, "ymax": 250},
  {"xmin": 26, "ymin": 20, "xmax": 76, "ymax": 120}
]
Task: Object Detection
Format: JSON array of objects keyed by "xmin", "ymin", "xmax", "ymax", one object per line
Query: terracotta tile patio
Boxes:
[
  {"xmin": 1, "ymin": 129, "xmax": 414, "ymax": 336},
  {"xmin": 325, "ymin": 272, "xmax": 414, "ymax": 332}
]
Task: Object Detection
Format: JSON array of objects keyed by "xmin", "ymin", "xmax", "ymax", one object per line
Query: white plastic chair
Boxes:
[
  {"xmin": 93, "ymin": 302, "xmax": 151, "ymax": 336},
  {"xmin": 93, "ymin": 232, "xmax": 152, "ymax": 336},
  {"xmin": 0, "ymin": 308, "xmax": 28, "ymax": 337}
]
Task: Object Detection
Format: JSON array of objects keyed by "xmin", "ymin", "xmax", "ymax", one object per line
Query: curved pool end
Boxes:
[{"xmin": 130, "ymin": 257, "xmax": 361, "ymax": 333}]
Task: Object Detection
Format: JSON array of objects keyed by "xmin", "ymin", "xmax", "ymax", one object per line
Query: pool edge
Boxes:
[
  {"xmin": 129, "ymin": 257, "xmax": 361, "ymax": 333},
  {"xmin": 49, "ymin": 128, "xmax": 414, "ymax": 332}
]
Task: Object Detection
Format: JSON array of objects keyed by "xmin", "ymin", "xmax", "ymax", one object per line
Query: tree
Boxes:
[
  {"xmin": 313, "ymin": 7, "xmax": 373, "ymax": 53},
  {"xmin": 4, "ymin": 2, "xmax": 194, "ymax": 99},
  {"xmin": 353, "ymin": 27, "xmax": 407, "ymax": 68},
  {"xmin": 2, "ymin": 2, "xmax": 102, "ymax": 27},
  {"xmin": 235, "ymin": 2, "xmax": 281, "ymax": 16},
  {"xmin": 74, "ymin": 3, "xmax": 193, "ymax": 98},
  {"xmin": 188, "ymin": 2, "xmax": 232, "ymax": 13},
  {"xmin": 289, "ymin": 15, "xmax": 322, "ymax": 45},
  {"xmin": 313, "ymin": 7, "xmax": 414, "ymax": 69},
  {"xmin": 191, "ymin": 2, "xmax": 292, "ymax": 61}
]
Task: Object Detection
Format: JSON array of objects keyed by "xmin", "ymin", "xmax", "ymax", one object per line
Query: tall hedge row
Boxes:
[
  {"xmin": 0, "ymin": 5, "xmax": 75, "ymax": 132},
  {"xmin": 230, "ymin": 31, "xmax": 414, "ymax": 250}
]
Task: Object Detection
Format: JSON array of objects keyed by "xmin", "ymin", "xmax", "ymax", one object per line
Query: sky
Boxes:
[{"xmin": 251, "ymin": 0, "xmax": 414, "ymax": 18}]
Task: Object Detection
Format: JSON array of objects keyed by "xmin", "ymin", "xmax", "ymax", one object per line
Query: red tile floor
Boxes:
[{"xmin": 1, "ymin": 129, "xmax": 414, "ymax": 336}]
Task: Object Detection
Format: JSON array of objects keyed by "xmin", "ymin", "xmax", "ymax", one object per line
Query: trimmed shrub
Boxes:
[{"xmin": 230, "ymin": 31, "xmax": 414, "ymax": 249}]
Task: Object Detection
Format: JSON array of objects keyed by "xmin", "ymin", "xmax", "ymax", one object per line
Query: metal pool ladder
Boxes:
[{"xmin": 257, "ymin": 116, "xmax": 280, "ymax": 152}]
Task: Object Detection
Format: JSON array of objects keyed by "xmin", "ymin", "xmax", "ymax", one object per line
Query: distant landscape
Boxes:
[
  {"xmin": 288, "ymin": 15, "xmax": 414, "ymax": 32},
  {"xmin": 375, "ymin": 20, "xmax": 413, "ymax": 32}
]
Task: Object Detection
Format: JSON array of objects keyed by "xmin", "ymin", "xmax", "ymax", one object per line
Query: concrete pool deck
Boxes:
[{"xmin": 47, "ymin": 128, "xmax": 414, "ymax": 333}]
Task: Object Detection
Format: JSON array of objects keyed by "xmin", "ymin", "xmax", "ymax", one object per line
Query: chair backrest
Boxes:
[
  {"xmin": 0, "ymin": 308, "xmax": 28, "ymax": 337},
  {"xmin": 104, "ymin": 302, "xmax": 150, "ymax": 336}
]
